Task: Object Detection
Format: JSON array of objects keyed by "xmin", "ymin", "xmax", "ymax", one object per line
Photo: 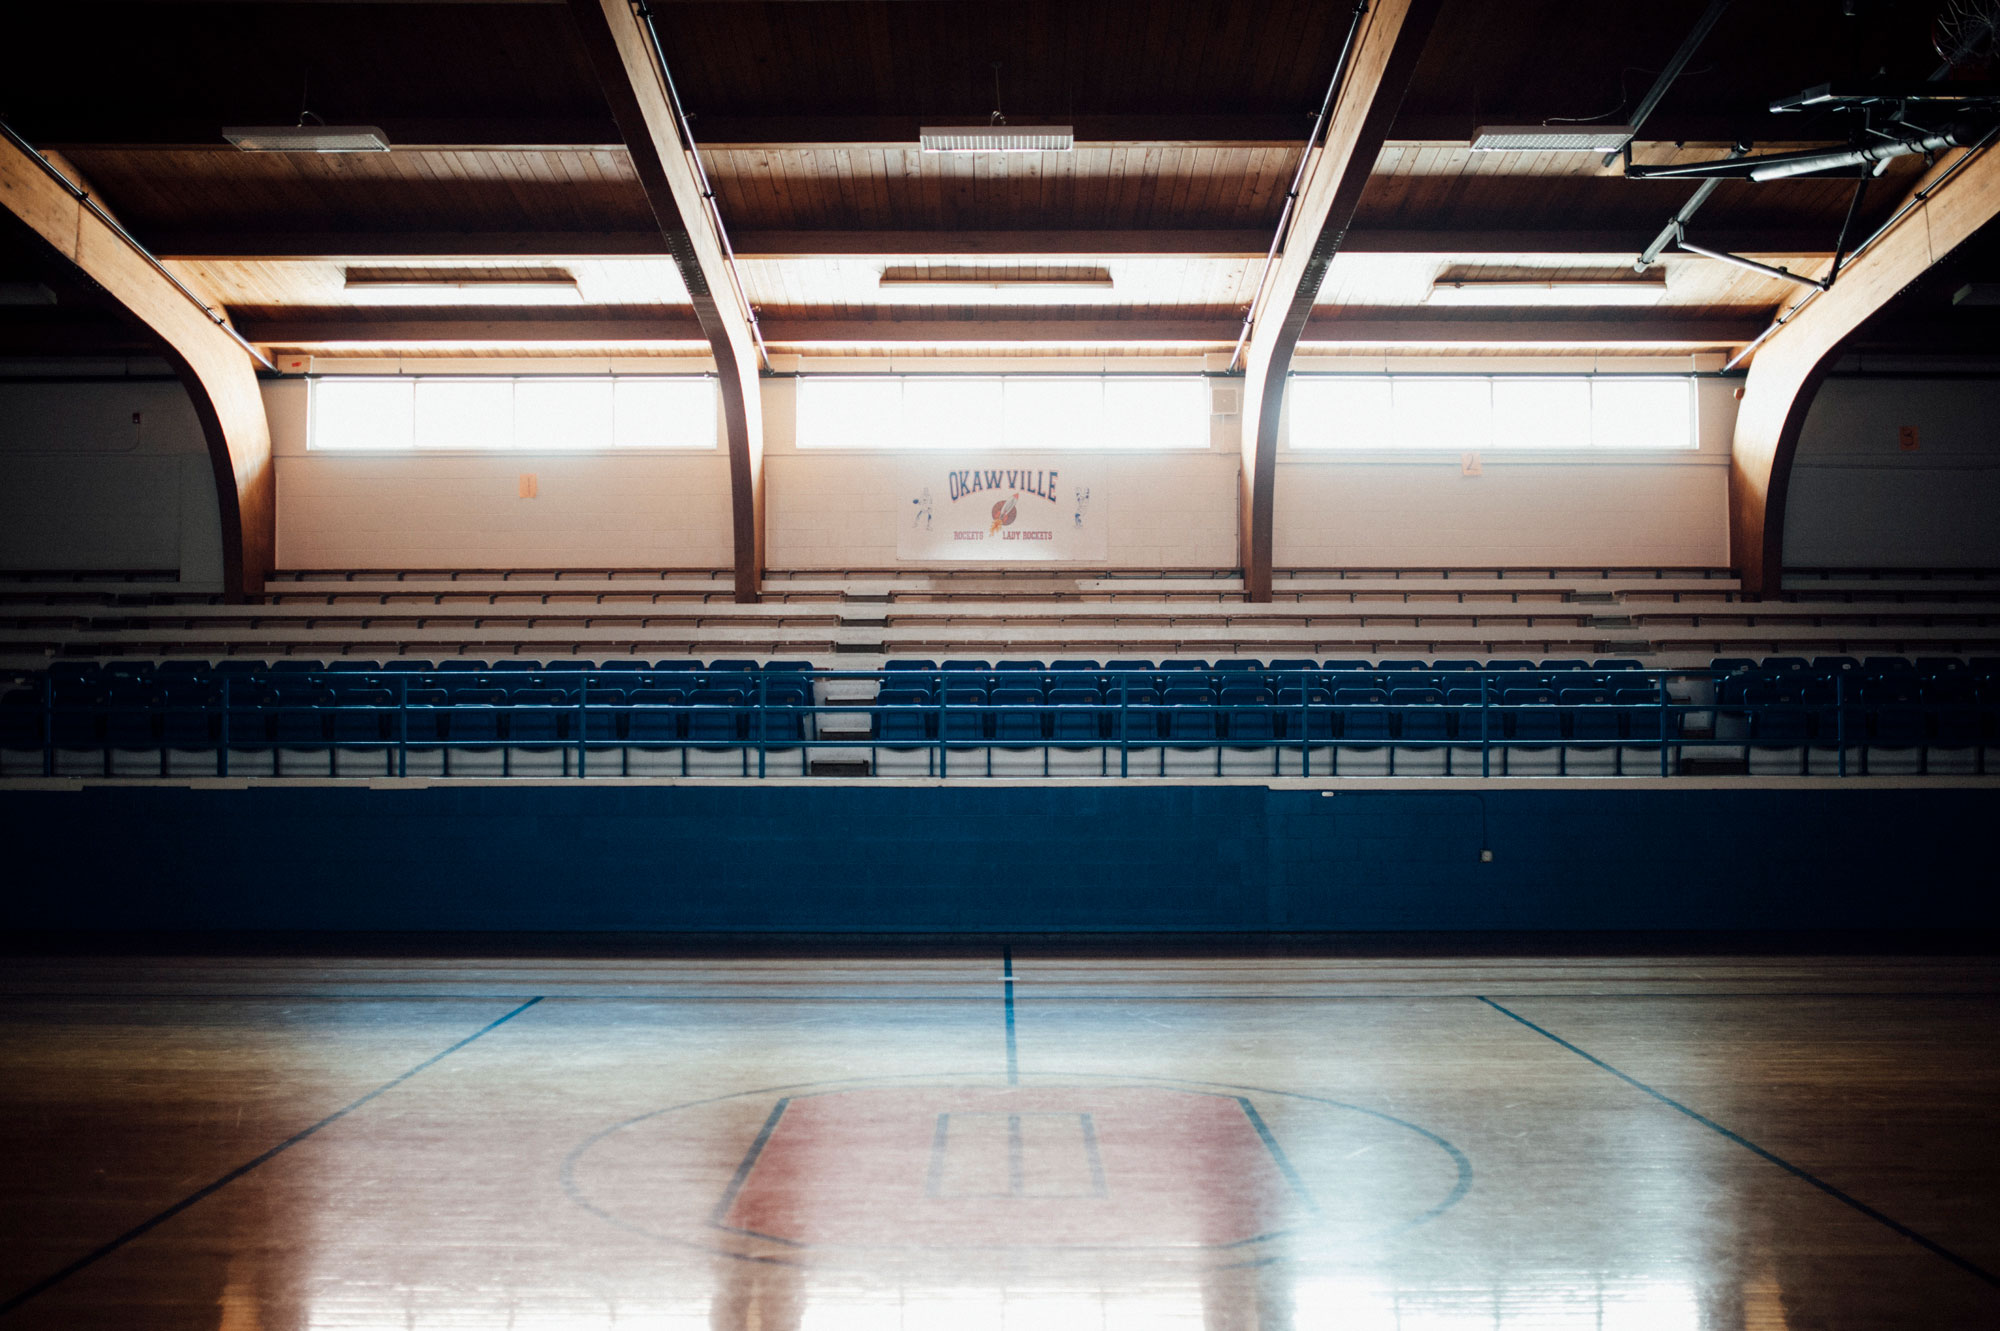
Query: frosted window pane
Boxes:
[
  {"xmin": 1492, "ymin": 378, "xmax": 1590, "ymax": 449},
  {"xmin": 903, "ymin": 379, "xmax": 1002, "ymax": 449},
  {"xmin": 415, "ymin": 380, "xmax": 514, "ymax": 449},
  {"xmin": 1003, "ymin": 379, "xmax": 1103, "ymax": 449},
  {"xmin": 515, "ymin": 380, "xmax": 612, "ymax": 450},
  {"xmin": 797, "ymin": 378, "xmax": 903, "ymax": 449},
  {"xmin": 1393, "ymin": 378, "xmax": 1490, "ymax": 449},
  {"xmin": 1103, "ymin": 378, "xmax": 1207, "ymax": 449},
  {"xmin": 614, "ymin": 379, "xmax": 715, "ymax": 448},
  {"xmin": 1593, "ymin": 378, "xmax": 1694, "ymax": 448},
  {"xmin": 312, "ymin": 379, "xmax": 414, "ymax": 450},
  {"xmin": 1290, "ymin": 378, "xmax": 1393, "ymax": 448}
]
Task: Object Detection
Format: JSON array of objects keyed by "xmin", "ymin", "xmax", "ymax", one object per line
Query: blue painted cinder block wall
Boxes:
[{"xmin": 0, "ymin": 785, "xmax": 1990, "ymax": 932}]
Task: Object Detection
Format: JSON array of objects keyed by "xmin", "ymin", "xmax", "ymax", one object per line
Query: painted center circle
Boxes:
[{"xmin": 564, "ymin": 1073, "xmax": 1469, "ymax": 1270}]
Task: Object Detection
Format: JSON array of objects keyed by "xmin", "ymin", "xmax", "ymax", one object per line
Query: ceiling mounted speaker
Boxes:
[
  {"xmin": 919, "ymin": 125, "xmax": 1074, "ymax": 153},
  {"xmin": 223, "ymin": 125, "xmax": 391, "ymax": 153}
]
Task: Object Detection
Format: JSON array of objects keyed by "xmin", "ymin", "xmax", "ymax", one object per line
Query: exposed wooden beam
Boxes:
[
  {"xmin": 149, "ymin": 227, "xmax": 1840, "ymax": 264},
  {"xmin": 566, "ymin": 0, "xmax": 766, "ymax": 602},
  {"xmin": 234, "ymin": 311, "xmax": 1761, "ymax": 349},
  {"xmin": 1238, "ymin": 0, "xmax": 1443, "ymax": 602},
  {"xmin": 1730, "ymin": 145, "xmax": 2000, "ymax": 598},
  {"xmin": 0, "ymin": 135, "xmax": 275, "ymax": 601}
]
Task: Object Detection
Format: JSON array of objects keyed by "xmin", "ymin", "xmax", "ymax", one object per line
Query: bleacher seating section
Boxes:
[
  {"xmin": 4, "ymin": 654, "xmax": 1994, "ymax": 780},
  {"xmin": 4, "ymin": 568, "xmax": 2000, "ymax": 665}
]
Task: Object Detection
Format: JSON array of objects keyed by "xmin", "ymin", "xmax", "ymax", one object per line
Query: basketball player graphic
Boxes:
[
  {"xmin": 911, "ymin": 486, "xmax": 933, "ymax": 530},
  {"xmin": 1074, "ymin": 485, "xmax": 1091, "ymax": 528}
]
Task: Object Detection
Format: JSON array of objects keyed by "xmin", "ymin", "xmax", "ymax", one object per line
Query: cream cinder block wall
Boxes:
[
  {"xmin": 1784, "ymin": 373, "xmax": 2000, "ymax": 569},
  {"xmin": 761, "ymin": 356, "xmax": 1242, "ymax": 571},
  {"xmin": 1273, "ymin": 356, "xmax": 1736, "ymax": 569},
  {"xmin": 0, "ymin": 368, "xmax": 224, "ymax": 587},
  {"xmin": 269, "ymin": 361, "xmax": 734, "ymax": 571}
]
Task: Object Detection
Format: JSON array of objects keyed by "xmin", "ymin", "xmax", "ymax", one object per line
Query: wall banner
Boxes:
[{"xmin": 898, "ymin": 458, "xmax": 1106, "ymax": 562}]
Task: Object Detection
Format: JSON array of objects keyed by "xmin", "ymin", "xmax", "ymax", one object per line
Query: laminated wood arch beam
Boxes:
[
  {"xmin": 1731, "ymin": 144, "xmax": 2000, "ymax": 597},
  {"xmin": 1236, "ymin": 0, "xmax": 1442, "ymax": 602},
  {"xmin": 0, "ymin": 134, "xmax": 273, "ymax": 600},
  {"xmin": 567, "ymin": 0, "xmax": 765, "ymax": 602}
]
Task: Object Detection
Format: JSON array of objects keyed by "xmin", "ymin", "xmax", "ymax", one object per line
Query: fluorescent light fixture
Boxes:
[
  {"xmin": 879, "ymin": 273, "xmax": 1113, "ymax": 294},
  {"xmin": 1469, "ymin": 125, "xmax": 1634, "ymax": 152},
  {"xmin": 343, "ymin": 273, "xmax": 582, "ymax": 305},
  {"xmin": 0, "ymin": 282, "xmax": 56, "ymax": 306},
  {"xmin": 224, "ymin": 125, "xmax": 391, "ymax": 152},
  {"xmin": 1428, "ymin": 278, "xmax": 1667, "ymax": 307},
  {"xmin": 920, "ymin": 124, "xmax": 1074, "ymax": 153},
  {"xmin": 1954, "ymin": 283, "xmax": 2000, "ymax": 306}
]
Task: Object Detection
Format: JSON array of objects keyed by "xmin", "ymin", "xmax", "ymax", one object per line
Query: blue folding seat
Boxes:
[
  {"xmin": 155, "ymin": 660, "xmax": 212, "ymax": 680},
  {"xmin": 443, "ymin": 705, "xmax": 504, "ymax": 776},
  {"xmin": 651, "ymin": 660, "xmax": 704, "ymax": 676},
  {"xmin": 1432, "ymin": 659, "xmax": 1482, "ymax": 674},
  {"xmin": 1810, "ymin": 656, "xmax": 1860, "ymax": 676},
  {"xmin": 1861, "ymin": 656, "xmax": 1917, "ymax": 678},
  {"xmin": 501, "ymin": 705, "xmax": 568, "ymax": 777},
  {"xmin": 1915, "ymin": 657, "xmax": 1966, "ymax": 677},
  {"xmin": 1214, "ymin": 659, "xmax": 1265, "ymax": 674},
  {"xmin": 1377, "ymin": 659, "xmax": 1428, "ymax": 672},
  {"xmin": 1161, "ymin": 686, "xmax": 1219, "ymax": 775},
  {"xmin": 1045, "ymin": 688, "xmax": 1106, "ymax": 776},
  {"xmin": 1320, "ymin": 659, "xmax": 1372, "ymax": 673},
  {"xmin": 1760, "ymin": 657, "xmax": 1811, "ymax": 677},
  {"xmin": 330, "ymin": 691, "xmax": 394, "ymax": 776},
  {"xmin": 874, "ymin": 689, "xmax": 933, "ymax": 742},
  {"xmin": 1389, "ymin": 687, "xmax": 1449, "ymax": 775},
  {"xmin": 270, "ymin": 660, "xmax": 327, "ymax": 676},
  {"xmin": 274, "ymin": 701, "xmax": 332, "ymax": 776},
  {"xmin": 621, "ymin": 689, "xmax": 685, "ymax": 776},
  {"xmin": 1485, "ymin": 659, "xmax": 1536, "ymax": 673},
  {"xmin": 1103, "ymin": 661, "xmax": 1158, "ymax": 696},
  {"xmin": 1862, "ymin": 678, "xmax": 1926, "ymax": 774},
  {"xmin": 213, "ymin": 660, "xmax": 267, "ymax": 678},
  {"xmin": 936, "ymin": 688, "xmax": 991, "ymax": 777},
  {"xmin": 1539, "ymin": 660, "xmax": 1590, "ymax": 672},
  {"xmin": 994, "ymin": 660, "xmax": 1048, "ymax": 676},
  {"xmin": 870, "ymin": 687, "xmax": 936, "ymax": 777},
  {"xmin": 100, "ymin": 687, "xmax": 165, "ymax": 777},
  {"xmin": 987, "ymin": 687, "xmax": 1049, "ymax": 776},
  {"xmin": 1332, "ymin": 688, "xmax": 1391, "ymax": 776},
  {"xmin": 1503, "ymin": 687, "xmax": 1563, "ymax": 775},
  {"xmin": 1268, "ymin": 658, "xmax": 1319, "ymax": 679},
  {"xmin": 328, "ymin": 660, "xmax": 383, "ymax": 674},
  {"xmin": 883, "ymin": 659, "xmax": 939, "ymax": 672},
  {"xmin": 1592, "ymin": 659, "xmax": 1646, "ymax": 672},
  {"xmin": 1559, "ymin": 687, "xmax": 1621, "ymax": 774},
  {"xmin": 384, "ymin": 659, "xmax": 436, "ymax": 674},
  {"xmin": 436, "ymin": 660, "xmax": 489, "ymax": 675}
]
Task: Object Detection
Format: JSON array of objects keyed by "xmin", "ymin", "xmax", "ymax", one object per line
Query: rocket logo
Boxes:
[{"xmin": 989, "ymin": 494, "xmax": 1020, "ymax": 535}]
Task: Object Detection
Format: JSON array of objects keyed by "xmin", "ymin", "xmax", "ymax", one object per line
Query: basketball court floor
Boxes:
[{"xmin": 2, "ymin": 942, "xmax": 1998, "ymax": 1330}]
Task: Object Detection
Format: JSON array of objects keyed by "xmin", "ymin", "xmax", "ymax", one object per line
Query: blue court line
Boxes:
[
  {"xmin": 0, "ymin": 996, "xmax": 545, "ymax": 1318},
  {"xmin": 1002, "ymin": 945, "xmax": 1018, "ymax": 1085},
  {"xmin": 1477, "ymin": 996, "xmax": 2000, "ymax": 1291}
]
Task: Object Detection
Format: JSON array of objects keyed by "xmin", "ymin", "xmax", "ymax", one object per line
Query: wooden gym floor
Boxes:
[{"xmin": 2, "ymin": 937, "xmax": 1998, "ymax": 1330}]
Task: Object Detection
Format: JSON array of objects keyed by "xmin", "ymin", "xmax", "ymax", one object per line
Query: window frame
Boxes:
[
  {"xmin": 793, "ymin": 373, "xmax": 1213, "ymax": 452},
  {"xmin": 1283, "ymin": 372, "xmax": 1701, "ymax": 455},
  {"xmin": 306, "ymin": 373, "xmax": 722, "ymax": 454}
]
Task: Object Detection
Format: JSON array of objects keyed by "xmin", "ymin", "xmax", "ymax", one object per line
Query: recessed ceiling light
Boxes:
[
  {"xmin": 919, "ymin": 125, "xmax": 1074, "ymax": 153},
  {"xmin": 1428, "ymin": 278, "xmax": 1667, "ymax": 307},
  {"xmin": 878, "ymin": 273, "xmax": 1113, "ymax": 294},
  {"xmin": 224, "ymin": 125, "xmax": 391, "ymax": 152},
  {"xmin": 1469, "ymin": 125, "xmax": 1634, "ymax": 153}
]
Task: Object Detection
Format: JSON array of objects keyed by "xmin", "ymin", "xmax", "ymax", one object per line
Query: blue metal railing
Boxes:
[{"xmin": 3, "ymin": 665, "xmax": 1994, "ymax": 779}]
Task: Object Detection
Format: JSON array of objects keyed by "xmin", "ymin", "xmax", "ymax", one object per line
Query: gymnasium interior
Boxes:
[{"xmin": 1, "ymin": 1, "xmax": 1997, "ymax": 1326}]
